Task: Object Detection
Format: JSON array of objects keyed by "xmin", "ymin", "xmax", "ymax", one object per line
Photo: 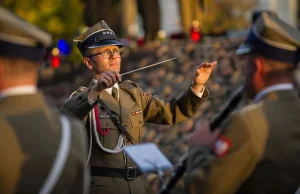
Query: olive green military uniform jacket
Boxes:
[
  {"xmin": 185, "ymin": 89, "xmax": 300, "ymax": 194},
  {"xmin": 0, "ymin": 92, "xmax": 89, "ymax": 194},
  {"xmin": 60, "ymin": 80, "xmax": 209, "ymax": 194}
]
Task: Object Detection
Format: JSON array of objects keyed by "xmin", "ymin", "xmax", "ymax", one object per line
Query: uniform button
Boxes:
[
  {"xmin": 105, "ymin": 123, "xmax": 109, "ymax": 127},
  {"xmin": 139, "ymin": 120, "xmax": 142, "ymax": 124},
  {"xmin": 124, "ymin": 125, "xmax": 128, "ymax": 129}
]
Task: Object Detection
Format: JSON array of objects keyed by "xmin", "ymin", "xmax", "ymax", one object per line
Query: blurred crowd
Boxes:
[{"xmin": 38, "ymin": 37, "xmax": 300, "ymax": 194}]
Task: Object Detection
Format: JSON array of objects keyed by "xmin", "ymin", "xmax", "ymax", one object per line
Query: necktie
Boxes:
[{"xmin": 112, "ymin": 87, "xmax": 118, "ymax": 101}]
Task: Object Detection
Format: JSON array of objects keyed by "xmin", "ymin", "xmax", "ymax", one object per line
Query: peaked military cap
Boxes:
[
  {"xmin": 74, "ymin": 20, "xmax": 123, "ymax": 56},
  {"xmin": 236, "ymin": 12, "xmax": 300, "ymax": 65},
  {"xmin": 251, "ymin": 9, "xmax": 277, "ymax": 24},
  {"xmin": 0, "ymin": 6, "xmax": 52, "ymax": 62}
]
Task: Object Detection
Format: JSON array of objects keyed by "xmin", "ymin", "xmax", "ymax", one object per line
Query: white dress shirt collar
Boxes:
[
  {"xmin": 0, "ymin": 85, "xmax": 37, "ymax": 101},
  {"xmin": 105, "ymin": 82, "xmax": 119, "ymax": 96},
  {"xmin": 254, "ymin": 83, "xmax": 294, "ymax": 102}
]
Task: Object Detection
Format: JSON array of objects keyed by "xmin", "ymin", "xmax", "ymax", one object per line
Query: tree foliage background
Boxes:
[
  {"xmin": 1, "ymin": 0, "xmax": 85, "ymax": 62},
  {"xmin": 1, "ymin": 0, "xmax": 84, "ymax": 41},
  {"xmin": 0, "ymin": 0, "xmax": 258, "ymax": 61}
]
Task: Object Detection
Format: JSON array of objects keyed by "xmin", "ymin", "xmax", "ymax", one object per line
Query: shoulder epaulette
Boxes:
[
  {"xmin": 69, "ymin": 86, "xmax": 88, "ymax": 99},
  {"xmin": 119, "ymin": 80, "xmax": 138, "ymax": 89},
  {"xmin": 77, "ymin": 86, "xmax": 88, "ymax": 92}
]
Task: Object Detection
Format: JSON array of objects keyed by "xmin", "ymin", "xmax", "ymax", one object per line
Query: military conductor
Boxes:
[
  {"xmin": 60, "ymin": 20, "xmax": 215, "ymax": 194},
  {"xmin": 184, "ymin": 12, "xmax": 300, "ymax": 194},
  {"xmin": 0, "ymin": 6, "xmax": 89, "ymax": 194}
]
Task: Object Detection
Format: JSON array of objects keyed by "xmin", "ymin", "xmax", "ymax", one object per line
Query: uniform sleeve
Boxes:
[
  {"xmin": 191, "ymin": 86, "xmax": 205, "ymax": 97},
  {"xmin": 140, "ymin": 84, "xmax": 209, "ymax": 125},
  {"xmin": 184, "ymin": 113, "xmax": 266, "ymax": 194},
  {"xmin": 60, "ymin": 88, "xmax": 98, "ymax": 120}
]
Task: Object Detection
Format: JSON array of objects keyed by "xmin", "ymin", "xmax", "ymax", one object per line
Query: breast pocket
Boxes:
[
  {"xmin": 129, "ymin": 113, "xmax": 144, "ymax": 142},
  {"xmin": 98, "ymin": 117, "xmax": 122, "ymax": 149},
  {"xmin": 130, "ymin": 114, "xmax": 144, "ymax": 128},
  {"xmin": 99, "ymin": 117, "xmax": 117, "ymax": 129}
]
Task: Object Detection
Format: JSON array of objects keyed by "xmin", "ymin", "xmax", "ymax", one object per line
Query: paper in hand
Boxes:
[{"xmin": 124, "ymin": 143, "xmax": 173, "ymax": 173}]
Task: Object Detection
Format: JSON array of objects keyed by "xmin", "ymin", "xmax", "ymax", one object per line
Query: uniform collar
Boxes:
[
  {"xmin": 254, "ymin": 83, "xmax": 294, "ymax": 102},
  {"xmin": 0, "ymin": 85, "xmax": 37, "ymax": 101}
]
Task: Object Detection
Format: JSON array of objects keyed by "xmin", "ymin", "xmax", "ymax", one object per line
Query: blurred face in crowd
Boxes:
[{"xmin": 83, "ymin": 45, "xmax": 122, "ymax": 77}]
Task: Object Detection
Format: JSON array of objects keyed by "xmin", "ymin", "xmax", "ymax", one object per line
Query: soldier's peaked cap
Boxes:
[
  {"xmin": 236, "ymin": 12, "xmax": 300, "ymax": 65},
  {"xmin": 0, "ymin": 6, "xmax": 52, "ymax": 62},
  {"xmin": 74, "ymin": 20, "xmax": 123, "ymax": 56},
  {"xmin": 251, "ymin": 9, "xmax": 277, "ymax": 24}
]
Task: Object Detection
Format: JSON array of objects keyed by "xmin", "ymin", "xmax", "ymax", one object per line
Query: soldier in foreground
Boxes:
[
  {"xmin": 184, "ymin": 12, "xmax": 300, "ymax": 194},
  {"xmin": 0, "ymin": 6, "xmax": 89, "ymax": 194}
]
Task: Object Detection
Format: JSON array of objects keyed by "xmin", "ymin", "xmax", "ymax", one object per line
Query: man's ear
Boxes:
[
  {"xmin": 254, "ymin": 57, "xmax": 265, "ymax": 75},
  {"xmin": 0, "ymin": 59, "xmax": 5, "ymax": 83},
  {"xmin": 0, "ymin": 61, "xmax": 3, "ymax": 75},
  {"xmin": 83, "ymin": 58, "xmax": 94, "ymax": 70}
]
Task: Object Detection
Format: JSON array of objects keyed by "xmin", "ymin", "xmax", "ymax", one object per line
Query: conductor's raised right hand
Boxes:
[
  {"xmin": 88, "ymin": 71, "xmax": 121, "ymax": 101},
  {"xmin": 93, "ymin": 71, "xmax": 122, "ymax": 92}
]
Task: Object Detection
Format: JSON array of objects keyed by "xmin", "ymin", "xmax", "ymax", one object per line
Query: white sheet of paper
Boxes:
[{"xmin": 124, "ymin": 143, "xmax": 173, "ymax": 173}]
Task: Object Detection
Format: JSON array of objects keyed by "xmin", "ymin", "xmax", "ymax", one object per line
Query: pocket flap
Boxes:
[
  {"xmin": 99, "ymin": 118, "xmax": 117, "ymax": 129},
  {"xmin": 130, "ymin": 114, "xmax": 144, "ymax": 128}
]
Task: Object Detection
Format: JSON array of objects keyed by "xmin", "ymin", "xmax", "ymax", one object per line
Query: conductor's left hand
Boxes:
[{"xmin": 191, "ymin": 61, "xmax": 217, "ymax": 92}]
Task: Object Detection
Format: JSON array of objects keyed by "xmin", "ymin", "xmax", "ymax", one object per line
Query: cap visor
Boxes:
[
  {"xmin": 88, "ymin": 39, "xmax": 123, "ymax": 49},
  {"xmin": 236, "ymin": 43, "xmax": 252, "ymax": 55}
]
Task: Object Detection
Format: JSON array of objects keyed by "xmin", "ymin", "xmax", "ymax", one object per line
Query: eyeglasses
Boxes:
[{"xmin": 87, "ymin": 49, "xmax": 123, "ymax": 59}]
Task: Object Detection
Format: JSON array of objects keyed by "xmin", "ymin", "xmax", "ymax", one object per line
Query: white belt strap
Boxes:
[{"xmin": 39, "ymin": 115, "xmax": 71, "ymax": 194}]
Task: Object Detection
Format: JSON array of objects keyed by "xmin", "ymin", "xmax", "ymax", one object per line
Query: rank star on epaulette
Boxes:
[
  {"xmin": 214, "ymin": 135, "xmax": 231, "ymax": 157},
  {"xmin": 77, "ymin": 86, "xmax": 88, "ymax": 92},
  {"xmin": 131, "ymin": 110, "xmax": 142, "ymax": 116}
]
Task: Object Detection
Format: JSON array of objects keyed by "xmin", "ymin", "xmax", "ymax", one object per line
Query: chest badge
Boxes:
[
  {"xmin": 214, "ymin": 135, "xmax": 231, "ymax": 157},
  {"xmin": 131, "ymin": 110, "xmax": 143, "ymax": 116}
]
